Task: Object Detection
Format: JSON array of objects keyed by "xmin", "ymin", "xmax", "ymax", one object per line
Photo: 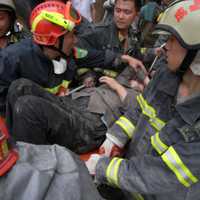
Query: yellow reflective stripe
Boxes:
[
  {"xmin": 161, "ymin": 146, "xmax": 198, "ymax": 187},
  {"xmin": 46, "ymin": 85, "xmax": 60, "ymax": 94},
  {"xmin": 137, "ymin": 94, "xmax": 156, "ymax": 118},
  {"xmin": 41, "ymin": 11, "xmax": 75, "ymax": 31},
  {"xmin": 103, "ymin": 69, "xmax": 118, "ymax": 78},
  {"xmin": 137, "ymin": 94, "xmax": 165, "ymax": 131},
  {"xmin": 140, "ymin": 47, "xmax": 147, "ymax": 54},
  {"xmin": 149, "ymin": 117, "xmax": 166, "ymax": 131},
  {"xmin": 77, "ymin": 68, "xmax": 90, "ymax": 76},
  {"xmin": 151, "ymin": 132, "xmax": 168, "ymax": 154},
  {"xmin": 32, "ymin": 11, "xmax": 75, "ymax": 32},
  {"xmin": 46, "ymin": 80, "xmax": 70, "ymax": 94},
  {"xmin": 132, "ymin": 193, "xmax": 144, "ymax": 200},
  {"xmin": 115, "ymin": 116, "xmax": 135, "ymax": 139},
  {"xmin": 62, "ymin": 80, "xmax": 70, "ymax": 88},
  {"xmin": 106, "ymin": 157, "xmax": 123, "ymax": 187},
  {"xmin": 31, "ymin": 14, "xmax": 43, "ymax": 32},
  {"xmin": 136, "ymin": 95, "xmax": 145, "ymax": 113}
]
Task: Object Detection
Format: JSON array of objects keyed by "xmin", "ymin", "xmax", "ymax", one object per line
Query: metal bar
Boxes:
[
  {"xmin": 148, "ymin": 43, "xmax": 166, "ymax": 73},
  {"xmin": 67, "ymin": 84, "xmax": 85, "ymax": 95}
]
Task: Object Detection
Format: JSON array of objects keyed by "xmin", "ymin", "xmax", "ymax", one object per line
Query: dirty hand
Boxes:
[
  {"xmin": 85, "ymin": 154, "xmax": 102, "ymax": 175},
  {"xmin": 121, "ymin": 55, "xmax": 147, "ymax": 74}
]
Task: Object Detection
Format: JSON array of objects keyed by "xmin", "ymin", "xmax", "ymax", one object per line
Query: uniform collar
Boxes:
[
  {"xmin": 154, "ymin": 67, "xmax": 200, "ymax": 125},
  {"xmin": 157, "ymin": 67, "xmax": 180, "ymax": 96},
  {"xmin": 176, "ymin": 95, "xmax": 200, "ymax": 125},
  {"xmin": 111, "ymin": 22, "xmax": 136, "ymax": 51}
]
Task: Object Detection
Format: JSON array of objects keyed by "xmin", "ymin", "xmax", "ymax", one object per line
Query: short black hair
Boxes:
[{"xmin": 115, "ymin": 0, "xmax": 142, "ymax": 12}]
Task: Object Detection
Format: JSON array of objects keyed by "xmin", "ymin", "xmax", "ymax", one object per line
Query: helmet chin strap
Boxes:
[{"xmin": 176, "ymin": 50, "xmax": 198, "ymax": 77}]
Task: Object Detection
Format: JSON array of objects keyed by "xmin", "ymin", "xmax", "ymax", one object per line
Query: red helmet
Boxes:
[{"xmin": 30, "ymin": 1, "xmax": 81, "ymax": 46}]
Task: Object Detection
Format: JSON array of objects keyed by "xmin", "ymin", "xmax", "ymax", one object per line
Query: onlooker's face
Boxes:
[
  {"xmin": 62, "ymin": 30, "xmax": 77, "ymax": 56},
  {"xmin": 114, "ymin": 0, "xmax": 137, "ymax": 30},
  {"xmin": 0, "ymin": 11, "xmax": 11, "ymax": 37},
  {"xmin": 165, "ymin": 36, "xmax": 187, "ymax": 72}
]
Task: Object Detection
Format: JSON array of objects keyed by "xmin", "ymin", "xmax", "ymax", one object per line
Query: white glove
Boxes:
[
  {"xmin": 85, "ymin": 154, "xmax": 101, "ymax": 175},
  {"xmin": 99, "ymin": 134, "xmax": 123, "ymax": 157}
]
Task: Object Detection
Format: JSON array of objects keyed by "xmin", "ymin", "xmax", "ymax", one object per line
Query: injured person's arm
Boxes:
[{"xmin": 99, "ymin": 76, "xmax": 127, "ymax": 101}]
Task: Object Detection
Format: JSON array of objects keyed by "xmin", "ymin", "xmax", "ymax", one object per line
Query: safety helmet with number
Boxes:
[
  {"xmin": 154, "ymin": 0, "xmax": 200, "ymax": 75},
  {"xmin": 30, "ymin": 1, "xmax": 81, "ymax": 46},
  {"xmin": 155, "ymin": 0, "xmax": 200, "ymax": 49}
]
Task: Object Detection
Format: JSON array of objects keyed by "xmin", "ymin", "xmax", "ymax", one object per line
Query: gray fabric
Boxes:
[
  {"xmin": 0, "ymin": 142, "xmax": 103, "ymax": 200},
  {"xmin": 72, "ymin": 66, "xmax": 136, "ymax": 124}
]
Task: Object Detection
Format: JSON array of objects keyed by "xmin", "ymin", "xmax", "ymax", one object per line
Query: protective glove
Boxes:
[
  {"xmin": 99, "ymin": 135, "xmax": 123, "ymax": 157},
  {"xmin": 85, "ymin": 154, "xmax": 102, "ymax": 175}
]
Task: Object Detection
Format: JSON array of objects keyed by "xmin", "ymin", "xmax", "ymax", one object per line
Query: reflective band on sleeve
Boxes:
[
  {"xmin": 151, "ymin": 132, "xmax": 168, "ymax": 154},
  {"xmin": 149, "ymin": 117, "xmax": 166, "ymax": 132},
  {"xmin": 132, "ymin": 193, "xmax": 144, "ymax": 200},
  {"xmin": 115, "ymin": 116, "xmax": 135, "ymax": 139},
  {"xmin": 77, "ymin": 68, "xmax": 90, "ymax": 76},
  {"xmin": 137, "ymin": 94, "xmax": 156, "ymax": 117},
  {"xmin": 106, "ymin": 157, "xmax": 123, "ymax": 187},
  {"xmin": 137, "ymin": 94, "xmax": 165, "ymax": 131},
  {"xmin": 46, "ymin": 80, "xmax": 70, "ymax": 94},
  {"xmin": 61, "ymin": 80, "xmax": 70, "ymax": 88},
  {"xmin": 31, "ymin": 14, "xmax": 43, "ymax": 32},
  {"xmin": 161, "ymin": 146, "xmax": 198, "ymax": 187}
]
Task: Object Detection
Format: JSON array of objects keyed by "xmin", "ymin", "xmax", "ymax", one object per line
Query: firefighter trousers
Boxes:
[{"xmin": 7, "ymin": 78, "xmax": 106, "ymax": 153}]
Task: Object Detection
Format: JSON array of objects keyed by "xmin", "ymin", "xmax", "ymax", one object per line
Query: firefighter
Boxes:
[
  {"xmin": 0, "ymin": 1, "xmax": 138, "ymax": 115},
  {"xmin": 86, "ymin": 1, "xmax": 200, "ymax": 199},
  {"xmin": 76, "ymin": 0, "xmax": 142, "ymax": 85},
  {"xmin": 78, "ymin": 0, "xmax": 141, "ymax": 56},
  {"xmin": 0, "ymin": 0, "xmax": 27, "ymax": 49}
]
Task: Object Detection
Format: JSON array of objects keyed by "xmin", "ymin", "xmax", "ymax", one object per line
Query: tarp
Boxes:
[{"xmin": 0, "ymin": 142, "xmax": 103, "ymax": 200}]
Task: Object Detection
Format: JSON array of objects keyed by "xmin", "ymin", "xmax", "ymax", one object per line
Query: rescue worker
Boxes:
[
  {"xmin": 0, "ymin": 117, "xmax": 103, "ymax": 200},
  {"xmin": 86, "ymin": 1, "xmax": 200, "ymax": 199},
  {"xmin": 7, "ymin": 59, "xmax": 147, "ymax": 154},
  {"xmin": 0, "ymin": 1, "xmax": 136, "ymax": 115},
  {"xmin": 76, "ymin": 0, "xmax": 142, "ymax": 83},
  {"xmin": 78, "ymin": 0, "xmax": 141, "ymax": 57},
  {"xmin": 0, "ymin": 0, "xmax": 27, "ymax": 49}
]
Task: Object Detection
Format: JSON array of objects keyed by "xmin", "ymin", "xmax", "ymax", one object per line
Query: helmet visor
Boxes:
[{"xmin": 64, "ymin": 1, "xmax": 81, "ymax": 25}]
